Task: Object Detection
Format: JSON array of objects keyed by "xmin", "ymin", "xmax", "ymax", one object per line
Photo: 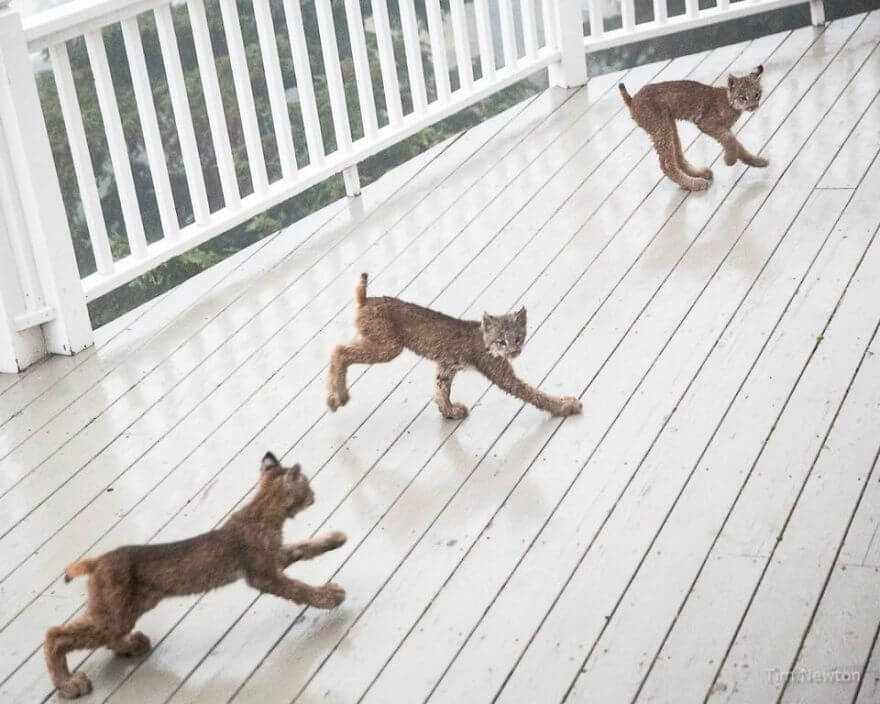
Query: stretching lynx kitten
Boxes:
[
  {"xmin": 44, "ymin": 453, "xmax": 345, "ymax": 699},
  {"xmin": 620, "ymin": 65, "xmax": 768, "ymax": 191},
  {"xmin": 327, "ymin": 274, "xmax": 582, "ymax": 419}
]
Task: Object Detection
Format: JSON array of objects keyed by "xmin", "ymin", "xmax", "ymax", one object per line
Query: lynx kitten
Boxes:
[
  {"xmin": 327, "ymin": 274, "xmax": 582, "ymax": 419},
  {"xmin": 620, "ymin": 65, "xmax": 768, "ymax": 191}
]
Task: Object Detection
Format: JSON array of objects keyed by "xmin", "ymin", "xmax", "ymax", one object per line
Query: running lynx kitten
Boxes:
[
  {"xmin": 44, "ymin": 453, "xmax": 345, "ymax": 699},
  {"xmin": 620, "ymin": 65, "xmax": 768, "ymax": 191},
  {"xmin": 327, "ymin": 274, "xmax": 582, "ymax": 419}
]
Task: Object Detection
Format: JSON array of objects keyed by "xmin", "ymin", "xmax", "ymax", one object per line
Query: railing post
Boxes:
[
  {"xmin": 548, "ymin": 0, "xmax": 587, "ymax": 88},
  {"xmin": 343, "ymin": 165, "xmax": 361, "ymax": 197},
  {"xmin": 0, "ymin": 1, "xmax": 92, "ymax": 373},
  {"xmin": 809, "ymin": 0, "xmax": 825, "ymax": 25}
]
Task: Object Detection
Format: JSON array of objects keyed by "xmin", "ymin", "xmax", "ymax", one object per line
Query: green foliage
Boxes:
[{"xmin": 34, "ymin": 0, "xmax": 540, "ymax": 327}]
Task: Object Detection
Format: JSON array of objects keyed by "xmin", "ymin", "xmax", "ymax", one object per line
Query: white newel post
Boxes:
[
  {"xmin": 0, "ymin": 1, "xmax": 92, "ymax": 373},
  {"xmin": 809, "ymin": 0, "xmax": 825, "ymax": 25},
  {"xmin": 548, "ymin": 0, "xmax": 588, "ymax": 88}
]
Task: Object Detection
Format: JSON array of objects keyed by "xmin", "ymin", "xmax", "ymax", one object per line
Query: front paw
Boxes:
[
  {"xmin": 323, "ymin": 531, "xmax": 347, "ymax": 550},
  {"xmin": 724, "ymin": 151, "xmax": 737, "ymax": 166},
  {"xmin": 311, "ymin": 582, "xmax": 346, "ymax": 609},
  {"xmin": 686, "ymin": 178, "xmax": 711, "ymax": 192},
  {"xmin": 697, "ymin": 167, "xmax": 714, "ymax": 180},
  {"xmin": 441, "ymin": 403, "xmax": 469, "ymax": 420},
  {"xmin": 115, "ymin": 631, "xmax": 151, "ymax": 657},
  {"xmin": 746, "ymin": 155, "xmax": 769, "ymax": 168},
  {"xmin": 327, "ymin": 388, "xmax": 349, "ymax": 411},
  {"xmin": 554, "ymin": 397, "xmax": 582, "ymax": 416},
  {"xmin": 57, "ymin": 671, "xmax": 92, "ymax": 699}
]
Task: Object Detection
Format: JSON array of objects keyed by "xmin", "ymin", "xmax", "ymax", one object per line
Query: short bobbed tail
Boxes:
[
  {"xmin": 355, "ymin": 273, "xmax": 368, "ymax": 307},
  {"xmin": 618, "ymin": 83, "xmax": 632, "ymax": 108},
  {"xmin": 64, "ymin": 558, "xmax": 96, "ymax": 583}
]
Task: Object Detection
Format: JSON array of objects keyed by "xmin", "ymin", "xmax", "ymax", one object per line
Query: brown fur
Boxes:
[
  {"xmin": 328, "ymin": 274, "xmax": 582, "ymax": 419},
  {"xmin": 620, "ymin": 65, "xmax": 768, "ymax": 191},
  {"xmin": 44, "ymin": 453, "xmax": 346, "ymax": 699}
]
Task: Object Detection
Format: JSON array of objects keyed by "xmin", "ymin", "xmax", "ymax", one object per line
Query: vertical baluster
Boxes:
[
  {"xmin": 187, "ymin": 0, "xmax": 240, "ymax": 207},
  {"xmin": 653, "ymin": 0, "xmax": 667, "ymax": 23},
  {"xmin": 398, "ymin": 0, "xmax": 427, "ymax": 112},
  {"xmin": 473, "ymin": 0, "xmax": 495, "ymax": 80},
  {"xmin": 424, "ymin": 0, "xmax": 450, "ymax": 101},
  {"xmin": 47, "ymin": 44, "xmax": 114, "ymax": 275},
  {"xmin": 217, "ymin": 0, "xmax": 268, "ymax": 193},
  {"xmin": 685, "ymin": 0, "xmax": 698, "ymax": 17},
  {"xmin": 620, "ymin": 0, "xmax": 635, "ymax": 31},
  {"xmin": 371, "ymin": 0, "xmax": 403, "ymax": 125},
  {"xmin": 343, "ymin": 0, "xmax": 378, "ymax": 139},
  {"xmin": 120, "ymin": 17, "xmax": 179, "ymax": 240},
  {"xmin": 448, "ymin": 0, "xmax": 473, "ymax": 90},
  {"xmin": 521, "ymin": 0, "xmax": 538, "ymax": 59},
  {"xmin": 83, "ymin": 30, "xmax": 148, "ymax": 259},
  {"xmin": 587, "ymin": 0, "xmax": 603, "ymax": 37},
  {"xmin": 280, "ymin": 0, "xmax": 325, "ymax": 167},
  {"xmin": 717, "ymin": 0, "xmax": 730, "ymax": 9},
  {"xmin": 498, "ymin": 0, "xmax": 518, "ymax": 70},
  {"xmin": 540, "ymin": 0, "xmax": 556, "ymax": 49},
  {"xmin": 154, "ymin": 5, "xmax": 210, "ymax": 224},
  {"xmin": 314, "ymin": 0, "xmax": 352, "ymax": 152},
  {"xmin": 252, "ymin": 0, "xmax": 297, "ymax": 178}
]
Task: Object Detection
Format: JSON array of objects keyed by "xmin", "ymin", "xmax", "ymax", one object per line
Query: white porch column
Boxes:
[
  {"xmin": 548, "ymin": 0, "xmax": 588, "ymax": 88},
  {"xmin": 0, "ymin": 1, "xmax": 92, "ymax": 373}
]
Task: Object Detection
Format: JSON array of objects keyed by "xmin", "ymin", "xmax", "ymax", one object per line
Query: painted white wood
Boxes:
[
  {"xmin": 153, "ymin": 4, "xmax": 211, "ymax": 225},
  {"xmin": 685, "ymin": 0, "xmax": 698, "ymax": 19},
  {"xmin": 654, "ymin": 0, "xmax": 668, "ymax": 25},
  {"xmin": 186, "ymin": 0, "xmax": 241, "ymax": 207},
  {"xmin": 343, "ymin": 0, "xmax": 378, "ymax": 139},
  {"xmin": 449, "ymin": 0, "xmax": 473, "ymax": 90},
  {"xmin": 84, "ymin": 29, "xmax": 148, "ymax": 259},
  {"xmin": 0, "ymin": 98, "xmax": 537, "ymax": 700},
  {"xmin": 343, "ymin": 164, "xmax": 361, "ymax": 197},
  {"xmin": 621, "ymin": 0, "xmax": 636, "ymax": 31},
  {"xmin": 810, "ymin": 0, "xmax": 825, "ymax": 24},
  {"xmin": 540, "ymin": 0, "xmax": 555, "ymax": 48},
  {"xmin": 252, "ymin": 0, "xmax": 298, "ymax": 178},
  {"xmin": 370, "ymin": 0, "xmax": 403, "ymax": 126},
  {"xmin": 498, "ymin": 0, "xmax": 519, "ymax": 69},
  {"xmin": 0, "ymin": 6, "xmax": 92, "ymax": 362},
  {"xmin": 278, "ymin": 0, "xmax": 323, "ymax": 168},
  {"xmin": 473, "ymin": 0, "xmax": 496, "ymax": 80},
  {"xmin": 425, "ymin": 0, "xmax": 451, "ymax": 101},
  {"xmin": 120, "ymin": 16, "xmax": 179, "ymax": 240},
  {"xmin": 587, "ymin": 0, "xmax": 603, "ymax": 37},
  {"xmin": 48, "ymin": 44, "xmax": 114, "ymax": 275},
  {"xmin": 398, "ymin": 0, "xmax": 427, "ymax": 112},
  {"xmin": 315, "ymin": 0, "xmax": 352, "ymax": 152},
  {"xmin": 549, "ymin": 0, "xmax": 588, "ymax": 87},
  {"xmin": 217, "ymin": 0, "xmax": 269, "ymax": 194},
  {"xmin": 521, "ymin": 0, "xmax": 539, "ymax": 59}
]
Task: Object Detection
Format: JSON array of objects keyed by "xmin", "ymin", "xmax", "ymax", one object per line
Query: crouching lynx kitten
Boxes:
[
  {"xmin": 620, "ymin": 65, "xmax": 768, "ymax": 191},
  {"xmin": 327, "ymin": 274, "xmax": 582, "ymax": 419}
]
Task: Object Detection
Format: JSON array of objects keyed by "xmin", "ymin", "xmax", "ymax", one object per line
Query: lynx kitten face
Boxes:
[
  {"xmin": 482, "ymin": 308, "xmax": 527, "ymax": 358},
  {"xmin": 727, "ymin": 65, "xmax": 764, "ymax": 112}
]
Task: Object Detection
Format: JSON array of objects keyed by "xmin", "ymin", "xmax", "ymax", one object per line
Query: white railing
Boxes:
[{"xmin": 0, "ymin": 0, "xmax": 822, "ymax": 372}]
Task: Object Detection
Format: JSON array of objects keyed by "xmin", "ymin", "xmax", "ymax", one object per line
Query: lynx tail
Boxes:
[
  {"xmin": 64, "ymin": 558, "xmax": 96, "ymax": 583},
  {"xmin": 356, "ymin": 273, "xmax": 368, "ymax": 307},
  {"xmin": 618, "ymin": 83, "xmax": 632, "ymax": 108}
]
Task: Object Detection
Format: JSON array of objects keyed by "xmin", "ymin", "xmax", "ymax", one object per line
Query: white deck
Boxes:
[{"xmin": 2, "ymin": 13, "xmax": 880, "ymax": 703}]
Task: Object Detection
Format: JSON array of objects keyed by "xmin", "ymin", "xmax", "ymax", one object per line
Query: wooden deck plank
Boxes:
[
  {"xmin": 475, "ymin": 14, "xmax": 871, "ymax": 704},
  {"xmin": 0, "ymin": 72, "xmax": 616, "ymax": 703}
]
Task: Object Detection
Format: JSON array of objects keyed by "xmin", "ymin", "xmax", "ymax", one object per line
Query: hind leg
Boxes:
[
  {"xmin": 652, "ymin": 118, "xmax": 710, "ymax": 191},
  {"xmin": 44, "ymin": 618, "xmax": 110, "ymax": 698},
  {"xmin": 435, "ymin": 364, "xmax": 468, "ymax": 419},
  {"xmin": 328, "ymin": 332, "xmax": 403, "ymax": 410},
  {"xmin": 107, "ymin": 631, "xmax": 151, "ymax": 657},
  {"xmin": 672, "ymin": 126, "xmax": 713, "ymax": 181}
]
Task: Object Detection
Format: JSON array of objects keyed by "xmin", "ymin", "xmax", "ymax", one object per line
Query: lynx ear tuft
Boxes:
[
  {"xmin": 514, "ymin": 307, "xmax": 527, "ymax": 326},
  {"xmin": 262, "ymin": 452, "xmax": 280, "ymax": 471},
  {"xmin": 753, "ymin": 64, "xmax": 764, "ymax": 76},
  {"xmin": 287, "ymin": 463, "xmax": 301, "ymax": 478},
  {"xmin": 482, "ymin": 313, "xmax": 494, "ymax": 328},
  {"xmin": 727, "ymin": 74, "xmax": 736, "ymax": 89}
]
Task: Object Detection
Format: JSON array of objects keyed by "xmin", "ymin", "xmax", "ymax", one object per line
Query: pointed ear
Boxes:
[
  {"xmin": 262, "ymin": 452, "xmax": 280, "ymax": 471},
  {"xmin": 752, "ymin": 64, "xmax": 763, "ymax": 77},
  {"xmin": 727, "ymin": 74, "xmax": 736, "ymax": 90},
  {"xmin": 285, "ymin": 463, "xmax": 301, "ymax": 481},
  {"xmin": 482, "ymin": 313, "xmax": 494, "ymax": 329},
  {"xmin": 514, "ymin": 306, "xmax": 527, "ymax": 326}
]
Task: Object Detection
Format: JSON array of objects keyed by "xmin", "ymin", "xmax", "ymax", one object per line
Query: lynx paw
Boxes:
[
  {"xmin": 555, "ymin": 397, "xmax": 583, "ymax": 416},
  {"xmin": 324, "ymin": 531, "xmax": 347, "ymax": 550},
  {"xmin": 697, "ymin": 167, "xmax": 714, "ymax": 180},
  {"xmin": 311, "ymin": 582, "xmax": 346, "ymax": 609},
  {"xmin": 686, "ymin": 178, "xmax": 711, "ymax": 192},
  {"xmin": 441, "ymin": 403, "xmax": 469, "ymax": 420},
  {"xmin": 57, "ymin": 672, "xmax": 92, "ymax": 699},
  {"xmin": 748, "ymin": 156, "xmax": 769, "ymax": 168},
  {"xmin": 327, "ymin": 388, "xmax": 349, "ymax": 411},
  {"xmin": 724, "ymin": 151, "xmax": 737, "ymax": 166},
  {"xmin": 114, "ymin": 631, "xmax": 151, "ymax": 657}
]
